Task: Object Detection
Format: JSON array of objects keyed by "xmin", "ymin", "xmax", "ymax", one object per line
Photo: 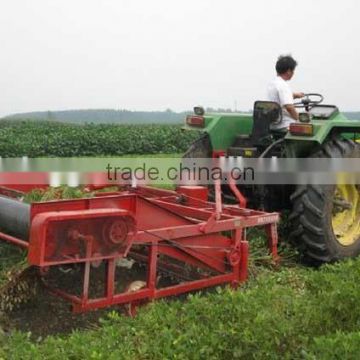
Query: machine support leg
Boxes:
[
  {"xmin": 266, "ymin": 223, "xmax": 279, "ymax": 260},
  {"xmin": 214, "ymin": 179, "xmax": 222, "ymax": 220},
  {"xmin": 234, "ymin": 228, "xmax": 242, "ymax": 247},
  {"xmin": 147, "ymin": 242, "xmax": 158, "ymax": 298},
  {"xmin": 106, "ymin": 259, "xmax": 116, "ymax": 299},
  {"xmin": 239, "ymin": 241, "xmax": 249, "ymax": 282},
  {"xmin": 231, "ymin": 228, "xmax": 243, "ymax": 287},
  {"xmin": 228, "ymin": 176, "xmax": 247, "ymax": 208},
  {"xmin": 82, "ymin": 261, "xmax": 91, "ymax": 303},
  {"xmin": 81, "ymin": 237, "xmax": 93, "ymax": 303}
]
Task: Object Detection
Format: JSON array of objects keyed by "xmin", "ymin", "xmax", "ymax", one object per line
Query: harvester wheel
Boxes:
[{"xmin": 290, "ymin": 137, "xmax": 360, "ymax": 264}]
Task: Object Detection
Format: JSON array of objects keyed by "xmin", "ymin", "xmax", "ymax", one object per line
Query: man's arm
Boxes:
[
  {"xmin": 284, "ymin": 104, "xmax": 299, "ymax": 121},
  {"xmin": 278, "ymin": 83, "xmax": 300, "ymax": 121},
  {"xmin": 293, "ymin": 92, "xmax": 305, "ymax": 99}
]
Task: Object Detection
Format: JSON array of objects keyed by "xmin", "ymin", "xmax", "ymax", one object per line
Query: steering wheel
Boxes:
[{"xmin": 294, "ymin": 93, "xmax": 324, "ymax": 111}]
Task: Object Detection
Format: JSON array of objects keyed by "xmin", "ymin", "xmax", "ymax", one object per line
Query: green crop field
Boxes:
[
  {"xmin": 0, "ymin": 120, "xmax": 198, "ymax": 157},
  {"xmin": 0, "ymin": 120, "xmax": 360, "ymax": 359}
]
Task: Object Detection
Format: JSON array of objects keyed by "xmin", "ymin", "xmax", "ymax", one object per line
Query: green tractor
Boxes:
[{"xmin": 182, "ymin": 94, "xmax": 360, "ymax": 263}]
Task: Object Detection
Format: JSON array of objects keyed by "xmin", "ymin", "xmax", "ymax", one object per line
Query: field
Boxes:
[
  {"xmin": 0, "ymin": 120, "xmax": 360, "ymax": 359},
  {"xmin": 2, "ymin": 251, "xmax": 360, "ymax": 359},
  {"xmin": 0, "ymin": 120, "xmax": 198, "ymax": 157}
]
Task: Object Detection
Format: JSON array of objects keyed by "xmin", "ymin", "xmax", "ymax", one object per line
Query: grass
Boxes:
[{"xmin": 1, "ymin": 235, "xmax": 360, "ymax": 359}]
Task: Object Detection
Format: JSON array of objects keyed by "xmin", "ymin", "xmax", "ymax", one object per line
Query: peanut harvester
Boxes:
[{"xmin": 0, "ymin": 177, "xmax": 279, "ymax": 314}]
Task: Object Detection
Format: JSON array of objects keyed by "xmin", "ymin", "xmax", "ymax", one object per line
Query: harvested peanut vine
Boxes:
[{"xmin": 0, "ymin": 243, "xmax": 37, "ymax": 312}]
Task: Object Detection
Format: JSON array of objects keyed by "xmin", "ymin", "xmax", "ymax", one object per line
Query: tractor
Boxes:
[{"xmin": 182, "ymin": 94, "xmax": 360, "ymax": 263}]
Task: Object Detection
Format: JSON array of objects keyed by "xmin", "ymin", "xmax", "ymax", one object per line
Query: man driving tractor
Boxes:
[
  {"xmin": 267, "ymin": 55, "xmax": 304, "ymax": 131},
  {"xmin": 184, "ymin": 54, "xmax": 359, "ymax": 264}
]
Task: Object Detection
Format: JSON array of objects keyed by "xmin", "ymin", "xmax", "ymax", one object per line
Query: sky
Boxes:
[{"xmin": 0, "ymin": 0, "xmax": 359, "ymax": 117}]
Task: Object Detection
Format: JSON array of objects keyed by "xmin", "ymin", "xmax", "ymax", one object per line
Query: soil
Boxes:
[
  {"xmin": 5, "ymin": 286, "xmax": 113, "ymax": 339},
  {"xmin": 0, "ymin": 258, "xmax": 179, "ymax": 339},
  {"xmin": 0, "ymin": 261, "xmax": 149, "ymax": 339}
]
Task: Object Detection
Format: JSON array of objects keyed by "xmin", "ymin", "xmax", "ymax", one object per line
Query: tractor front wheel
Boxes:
[{"xmin": 290, "ymin": 137, "xmax": 360, "ymax": 264}]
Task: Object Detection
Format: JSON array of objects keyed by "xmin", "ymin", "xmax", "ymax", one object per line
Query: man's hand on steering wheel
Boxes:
[
  {"xmin": 293, "ymin": 92, "xmax": 305, "ymax": 99},
  {"xmin": 294, "ymin": 93, "xmax": 324, "ymax": 111}
]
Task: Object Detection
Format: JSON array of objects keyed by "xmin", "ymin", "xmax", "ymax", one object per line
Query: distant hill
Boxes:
[
  {"xmin": 3, "ymin": 109, "xmax": 189, "ymax": 124},
  {"xmin": 344, "ymin": 112, "xmax": 360, "ymax": 120},
  {"xmin": 3, "ymin": 109, "xmax": 359, "ymax": 124},
  {"xmin": 1, "ymin": 107, "xmax": 240, "ymax": 124}
]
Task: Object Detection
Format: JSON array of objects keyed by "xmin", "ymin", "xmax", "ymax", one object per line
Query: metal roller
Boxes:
[{"xmin": 0, "ymin": 196, "xmax": 30, "ymax": 240}]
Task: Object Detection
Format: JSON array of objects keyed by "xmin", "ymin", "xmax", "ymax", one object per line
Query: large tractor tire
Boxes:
[{"xmin": 290, "ymin": 137, "xmax": 360, "ymax": 264}]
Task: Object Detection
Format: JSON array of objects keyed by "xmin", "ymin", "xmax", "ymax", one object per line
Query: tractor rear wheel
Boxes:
[{"xmin": 290, "ymin": 137, "xmax": 360, "ymax": 264}]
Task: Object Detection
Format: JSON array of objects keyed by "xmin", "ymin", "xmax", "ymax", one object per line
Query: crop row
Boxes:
[
  {"xmin": 3, "ymin": 256, "xmax": 360, "ymax": 359},
  {"xmin": 0, "ymin": 120, "xmax": 199, "ymax": 157}
]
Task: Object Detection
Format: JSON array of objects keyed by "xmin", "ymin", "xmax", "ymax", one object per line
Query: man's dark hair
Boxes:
[{"xmin": 276, "ymin": 55, "xmax": 298, "ymax": 74}]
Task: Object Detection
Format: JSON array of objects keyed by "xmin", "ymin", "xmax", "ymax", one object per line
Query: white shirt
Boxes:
[{"xmin": 266, "ymin": 76, "xmax": 295, "ymax": 129}]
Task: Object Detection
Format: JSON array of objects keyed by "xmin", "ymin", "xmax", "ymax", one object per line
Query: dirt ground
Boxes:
[
  {"xmin": 0, "ymin": 261, "xmax": 149, "ymax": 339},
  {"xmin": 0, "ymin": 256, "xmax": 183, "ymax": 339},
  {"xmin": 3, "ymin": 286, "xmax": 113, "ymax": 338}
]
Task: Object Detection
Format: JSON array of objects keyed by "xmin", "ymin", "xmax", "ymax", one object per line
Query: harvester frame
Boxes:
[{"xmin": 0, "ymin": 179, "xmax": 279, "ymax": 313}]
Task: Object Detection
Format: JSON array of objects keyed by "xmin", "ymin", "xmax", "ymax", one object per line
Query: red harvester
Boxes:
[{"xmin": 0, "ymin": 176, "xmax": 279, "ymax": 314}]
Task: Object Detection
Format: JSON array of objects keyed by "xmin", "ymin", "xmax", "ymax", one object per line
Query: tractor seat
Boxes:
[{"xmin": 227, "ymin": 101, "xmax": 282, "ymax": 157}]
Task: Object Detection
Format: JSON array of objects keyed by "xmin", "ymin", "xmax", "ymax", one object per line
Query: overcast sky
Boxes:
[{"xmin": 0, "ymin": 0, "xmax": 359, "ymax": 116}]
